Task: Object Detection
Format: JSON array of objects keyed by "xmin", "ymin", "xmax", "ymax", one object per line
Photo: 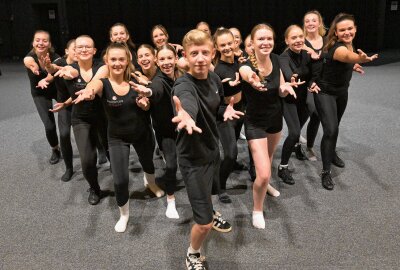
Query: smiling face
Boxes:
[
  {"xmin": 152, "ymin": 28, "xmax": 168, "ymax": 48},
  {"xmin": 137, "ymin": 47, "xmax": 155, "ymax": 71},
  {"xmin": 184, "ymin": 41, "xmax": 214, "ymax": 80},
  {"xmin": 229, "ymin": 28, "xmax": 242, "ymax": 48},
  {"xmin": 156, "ymin": 48, "xmax": 177, "ymax": 78},
  {"xmin": 252, "ymin": 28, "xmax": 274, "ymax": 57},
  {"xmin": 335, "ymin": 19, "xmax": 356, "ymax": 45},
  {"xmin": 304, "ymin": 13, "xmax": 320, "ymax": 35},
  {"xmin": 75, "ymin": 36, "xmax": 96, "ymax": 61},
  {"xmin": 244, "ymin": 35, "xmax": 253, "ymax": 55},
  {"xmin": 65, "ymin": 41, "xmax": 77, "ymax": 62},
  {"xmin": 110, "ymin": 25, "xmax": 129, "ymax": 43},
  {"xmin": 32, "ymin": 32, "xmax": 51, "ymax": 55},
  {"xmin": 215, "ymin": 33, "xmax": 234, "ymax": 59},
  {"xmin": 285, "ymin": 26, "xmax": 305, "ymax": 53},
  {"xmin": 105, "ymin": 48, "xmax": 129, "ymax": 77}
]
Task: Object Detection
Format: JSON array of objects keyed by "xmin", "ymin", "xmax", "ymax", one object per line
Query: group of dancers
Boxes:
[{"xmin": 23, "ymin": 10, "xmax": 377, "ymax": 270}]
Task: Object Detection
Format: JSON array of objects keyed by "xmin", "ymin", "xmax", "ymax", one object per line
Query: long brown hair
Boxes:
[
  {"xmin": 212, "ymin": 27, "xmax": 234, "ymax": 65},
  {"xmin": 109, "ymin": 22, "xmax": 136, "ymax": 50},
  {"xmin": 156, "ymin": 44, "xmax": 183, "ymax": 79},
  {"xmin": 104, "ymin": 42, "xmax": 133, "ymax": 81},
  {"xmin": 323, "ymin": 13, "xmax": 355, "ymax": 53}
]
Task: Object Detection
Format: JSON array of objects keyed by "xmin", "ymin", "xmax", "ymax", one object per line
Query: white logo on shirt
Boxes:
[{"xmin": 112, "ymin": 96, "xmax": 117, "ymax": 101}]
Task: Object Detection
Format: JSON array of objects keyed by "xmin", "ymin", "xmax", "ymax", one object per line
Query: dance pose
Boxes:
[
  {"xmin": 50, "ymin": 35, "xmax": 110, "ymax": 205},
  {"xmin": 302, "ymin": 10, "xmax": 327, "ymax": 161},
  {"xmin": 130, "ymin": 44, "xmax": 182, "ymax": 219},
  {"xmin": 74, "ymin": 42, "xmax": 163, "ymax": 232},
  {"xmin": 311, "ymin": 13, "xmax": 378, "ymax": 190},
  {"xmin": 277, "ymin": 25, "xmax": 314, "ymax": 185},
  {"xmin": 23, "ymin": 30, "xmax": 61, "ymax": 165},
  {"xmin": 239, "ymin": 24, "xmax": 298, "ymax": 229},
  {"xmin": 172, "ymin": 29, "xmax": 243, "ymax": 269}
]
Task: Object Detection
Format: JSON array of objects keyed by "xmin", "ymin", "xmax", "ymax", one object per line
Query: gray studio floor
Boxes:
[{"xmin": 0, "ymin": 61, "xmax": 400, "ymax": 270}]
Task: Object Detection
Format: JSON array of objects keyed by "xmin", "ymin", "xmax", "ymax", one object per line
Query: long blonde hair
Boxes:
[
  {"xmin": 104, "ymin": 42, "xmax": 133, "ymax": 81},
  {"xmin": 303, "ymin": 10, "xmax": 327, "ymax": 37}
]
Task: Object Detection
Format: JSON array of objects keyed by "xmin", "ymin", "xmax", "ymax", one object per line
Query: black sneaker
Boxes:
[
  {"xmin": 61, "ymin": 168, "xmax": 73, "ymax": 182},
  {"xmin": 97, "ymin": 151, "xmax": 108, "ymax": 165},
  {"xmin": 321, "ymin": 171, "xmax": 334, "ymax": 190},
  {"xmin": 218, "ymin": 192, "xmax": 232, "ymax": 204},
  {"xmin": 87, "ymin": 188, "xmax": 108, "ymax": 205},
  {"xmin": 332, "ymin": 151, "xmax": 345, "ymax": 168},
  {"xmin": 49, "ymin": 148, "xmax": 61, "ymax": 165},
  {"xmin": 212, "ymin": 210, "xmax": 232, "ymax": 233},
  {"xmin": 186, "ymin": 253, "xmax": 206, "ymax": 270},
  {"xmin": 278, "ymin": 165, "xmax": 295, "ymax": 185},
  {"xmin": 294, "ymin": 144, "xmax": 307, "ymax": 160}
]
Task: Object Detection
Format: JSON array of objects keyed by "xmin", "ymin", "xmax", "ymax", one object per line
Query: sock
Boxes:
[
  {"xmin": 143, "ymin": 173, "xmax": 165, "ymax": 198},
  {"xmin": 266, "ymin": 184, "xmax": 280, "ymax": 197},
  {"xmin": 188, "ymin": 244, "xmax": 201, "ymax": 256},
  {"xmin": 252, "ymin": 211, "xmax": 265, "ymax": 229},
  {"xmin": 166, "ymin": 198, "xmax": 179, "ymax": 219},
  {"xmin": 115, "ymin": 201, "xmax": 129, "ymax": 233}
]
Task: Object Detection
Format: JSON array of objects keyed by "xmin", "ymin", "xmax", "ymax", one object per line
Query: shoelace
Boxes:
[{"xmin": 188, "ymin": 255, "xmax": 204, "ymax": 270}]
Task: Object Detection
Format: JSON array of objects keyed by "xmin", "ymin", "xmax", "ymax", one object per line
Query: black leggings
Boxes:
[
  {"xmin": 313, "ymin": 91, "xmax": 348, "ymax": 171},
  {"xmin": 72, "ymin": 119, "xmax": 105, "ymax": 192},
  {"xmin": 281, "ymin": 100, "xmax": 309, "ymax": 165},
  {"xmin": 109, "ymin": 130, "xmax": 155, "ymax": 206},
  {"xmin": 156, "ymin": 135, "xmax": 178, "ymax": 196},
  {"xmin": 58, "ymin": 107, "xmax": 73, "ymax": 169},
  {"xmin": 306, "ymin": 92, "xmax": 320, "ymax": 149},
  {"xmin": 32, "ymin": 95, "xmax": 59, "ymax": 147},
  {"xmin": 218, "ymin": 109, "xmax": 243, "ymax": 190}
]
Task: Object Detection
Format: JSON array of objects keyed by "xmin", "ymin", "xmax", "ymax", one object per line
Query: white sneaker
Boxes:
[{"xmin": 306, "ymin": 147, "xmax": 317, "ymax": 161}]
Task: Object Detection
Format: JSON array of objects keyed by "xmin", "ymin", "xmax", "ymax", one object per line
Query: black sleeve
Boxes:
[
  {"xmin": 149, "ymin": 79, "xmax": 164, "ymax": 104},
  {"xmin": 278, "ymin": 52, "xmax": 293, "ymax": 82},
  {"xmin": 173, "ymin": 82, "xmax": 198, "ymax": 121},
  {"xmin": 216, "ymin": 78, "xmax": 226, "ymax": 122}
]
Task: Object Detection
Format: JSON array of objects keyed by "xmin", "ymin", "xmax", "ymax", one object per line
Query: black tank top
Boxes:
[
  {"xmin": 240, "ymin": 53, "xmax": 282, "ymax": 126},
  {"xmin": 100, "ymin": 78, "xmax": 151, "ymax": 138},
  {"xmin": 317, "ymin": 42, "xmax": 354, "ymax": 94},
  {"xmin": 66, "ymin": 61, "xmax": 103, "ymax": 122}
]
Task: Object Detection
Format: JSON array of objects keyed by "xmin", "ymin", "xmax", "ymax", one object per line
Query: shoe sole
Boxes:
[{"xmin": 212, "ymin": 226, "xmax": 232, "ymax": 233}]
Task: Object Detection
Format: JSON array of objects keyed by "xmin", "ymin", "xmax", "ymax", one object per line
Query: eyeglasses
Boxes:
[{"xmin": 76, "ymin": 45, "xmax": 93, "ymax": 50}]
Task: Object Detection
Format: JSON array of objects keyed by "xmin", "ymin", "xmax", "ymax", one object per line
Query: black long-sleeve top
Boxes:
[
  {"xmin": 279, "ymin": 49, "xmax": 312, "ymax": 103},
  {"xmin": 172, "ymin": 72, "xmax": 225, "ymax": 166},
  {"xmin": 148, "ymin": 69, "xmax": 177, "ymax": 138}
]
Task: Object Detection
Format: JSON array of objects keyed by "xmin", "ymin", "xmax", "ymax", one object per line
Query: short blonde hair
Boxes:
[{"xmin": 182, "ymin": 29, "xmax": 212, "ymax": 51}]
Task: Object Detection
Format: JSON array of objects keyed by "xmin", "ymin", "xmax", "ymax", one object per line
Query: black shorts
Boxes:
[
  {"xmin": 179, "ymin": 154, "xmax": 220, "ymax": 225},
  {"xmin": 244, "ymin": 117, "xmax": 282, "ymax": 140}
]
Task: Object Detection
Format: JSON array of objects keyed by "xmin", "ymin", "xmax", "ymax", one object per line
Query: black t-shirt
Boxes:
[
  {"xmin": 25, "ymin": 51, "xmax": 60, "ymax": 98},
  {"xmin": 317, "ymin": 42, "xmax": 354, "ymax": 94},
  {"xmin": 172, "ymin": 72, "xmax": 225, "ymax": 166},
  {"xmin": 240, "ymin": 53, "xmax": 282, "ymax": 126},
  {"xmin": 149, "ymin": 69, "xmax": 176, "ymax": 138},
  {"xmin": 279, "ymin": 49, "xmax": 312, "ymax": 103},
  {"xmin": 65, "ymin": 61, "xmax": 104, "ymax": 122},
  {"xmin": 214, "ymin": 57, "xmax": 242, "ymax": 97},
  {"xmin": 100, "ymin": 78, "xmax": 151, "ymax": 139},
  {"xmin": 305, "ymin": 39, "xmax": 324, "ymax": 54}
]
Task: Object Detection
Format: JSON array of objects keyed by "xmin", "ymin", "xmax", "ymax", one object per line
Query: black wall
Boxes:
[{"xmin": 0, "ymin": 0, "xmax": 398, "ymax": 59}]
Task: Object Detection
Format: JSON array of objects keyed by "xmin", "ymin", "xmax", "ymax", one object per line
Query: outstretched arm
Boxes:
[
  {"xmin": 171, "ymin": 96, "xmax": 202, "ymax": 135},
  {"xmin": 73, "ymin": 79, "xmax": 104, "ymax": 104},
  {"xmin": 239, "ymin": 65, "xmax": 267, "ymax": 91},
  {"xmin": 23, "ymin": 56, "xmax": 40, "ymax": 75},
  {"xmin": 333, "ymin": 46, "xmax": 378, "ymax": 64}
]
